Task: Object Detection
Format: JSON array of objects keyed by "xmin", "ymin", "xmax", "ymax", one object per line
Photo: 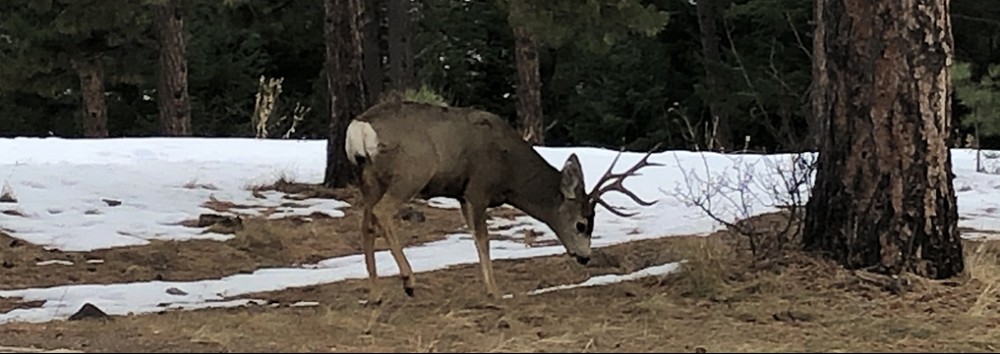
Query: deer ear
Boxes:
[{"xmin": 560, "ymin": 154, "xmax": 585, "ymax": 200}]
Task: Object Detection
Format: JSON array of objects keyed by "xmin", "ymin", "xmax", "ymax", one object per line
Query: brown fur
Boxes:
[{"xmin": 345, "ymin": 100, "xmax": 653, "ymax": 302}]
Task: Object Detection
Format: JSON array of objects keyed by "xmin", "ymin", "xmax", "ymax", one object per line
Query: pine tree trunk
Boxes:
[
  {"xmin": 363, "ymin": 0, "xmax": 384, "ymax": 102},
  {"xmin": 804, "ymin": 0, "xmax": 964, "ymax": 279},
  {"xmin": 387, "ymin": 0, "xmax": 412, "ymax": 92},
  {"xmin": 155, "ymin": 0, "xmax": 192, "ymax": 136},
  {"xmin": 513, "ymin": 26, "xmax": 544, "ymax": 145},
  {"xmin": 74, "ymin": 59, "xmax": 108, "ymax": 138},
  {"xmin": 695, "ymin": 0, "xmax": 731, "ymax": 151},
  {"xmin": 324, "ymin": 0, "xmax": 367, "ymax": 188}
]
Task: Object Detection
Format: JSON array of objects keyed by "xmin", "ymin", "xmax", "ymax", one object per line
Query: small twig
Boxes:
[
  {"xmin": 723, "ymin": 17, "xmax": 779, "ymax": 140},
  {"xmin": 665, "ymin": 150, "xmax": 814, "ymax": 257},
  {"xmin": 362, "ymin": 308, "xmax": 380, "ymax": 335},
  {"xmin": 784, "ymin": 11, "xmax": 813, "ymax": 61}
]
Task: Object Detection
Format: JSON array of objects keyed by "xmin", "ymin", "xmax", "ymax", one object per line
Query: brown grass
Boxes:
[
  {"xmin": 0, "ymin": 183, "xmax": 468, "ymax": 290},
  {"xmin": 0, "ymin": 346, "xmax": 83, "ymax": 353},
  {"xmin": 962, "ymin": 240, "xmax": 1000, "ymax": 316},
  {"xmin": 4, "ymin": 205, "xmax": 1000, "ymax": 352},
  {"xmin": 0, "ymin": 297, "xmax": 44, "ymax": 314},
  {"xmin": 668, "ymin": 235, "xmax": 730, "ymax": 300}
]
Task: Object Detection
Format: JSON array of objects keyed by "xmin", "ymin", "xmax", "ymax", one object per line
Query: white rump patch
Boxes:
[{"xmin": 345, "ymin": 120, "xmax": 379, "ymax": 165}]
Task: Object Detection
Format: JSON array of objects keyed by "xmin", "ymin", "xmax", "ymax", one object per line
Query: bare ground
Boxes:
[{"xmin": 2, "ymin": 184, "xmax": 1000, "ymax": 352}]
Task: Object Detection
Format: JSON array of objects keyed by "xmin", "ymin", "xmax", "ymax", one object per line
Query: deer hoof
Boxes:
[
  {"xmin": 404, "ymin": 286, "xmax": 415, "ymax": 297},
  {"xmin": 359, "ymin": 298, "xmax": 382, "ymax": 307}
]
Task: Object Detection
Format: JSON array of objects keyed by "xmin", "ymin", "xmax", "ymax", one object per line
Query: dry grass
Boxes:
[
  {"xmin": 5, "ymin": 226, "xmax": 1000, "ymax": 352},
  {"xmin": 4, "ymin": 202, "xmax": 1000, "ymax": 352},
  {"xmin": 0, "ymin": 183, "xmax": 468, "ymax": 290},
  {"xmin": 668, "ymin": 235, "xmax": 731, "ymax": 300},
  {"xmin": 962, "ymin": 240, "xmax": 1000, "ymax": 316},
  {"xmin": 0, "ymin": 346, "xmax": 82, "ymax": 353},
  {"xmin": 246, "ymin": 175, "xmax": 354, "ymax": 202}
]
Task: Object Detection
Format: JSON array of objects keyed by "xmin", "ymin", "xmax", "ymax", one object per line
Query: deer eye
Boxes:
[{"xmin": 576, "ymin": 222, "xmax": 587, "ymax": 233}]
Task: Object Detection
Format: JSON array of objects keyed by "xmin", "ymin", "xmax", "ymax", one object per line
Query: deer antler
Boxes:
[{"xmin": 588, "ymin": 143, "xmax": 664, "ymax": 217}]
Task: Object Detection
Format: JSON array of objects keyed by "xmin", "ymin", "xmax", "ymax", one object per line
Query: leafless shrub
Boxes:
[
  {"xmin": 664, "ymin": 151, "xmax": 816, "ymax": 258},
  {"xmin": 979, "ymin": 151, "xmax": 1000, "ymax": 175},
  {"xmin": 252, "ymin": 76, "xmax": 284, "ymax": 139}
]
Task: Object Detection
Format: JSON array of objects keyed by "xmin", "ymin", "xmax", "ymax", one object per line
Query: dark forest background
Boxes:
[{"xmin": 1, "ymin": 0, "xmax": 998, "ymax": 152}]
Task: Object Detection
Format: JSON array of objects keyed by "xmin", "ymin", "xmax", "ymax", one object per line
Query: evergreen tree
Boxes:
[
  {"xmin": 498, "ymin": 0, "xmax": 670, "ymax": 145},
  {"xmin": 153, "ymin": 0, "xmax": 192, "ymax": 136},
  {"xmin": 0, "ymin": 0, "xmax": 152, "ymax": 138}
]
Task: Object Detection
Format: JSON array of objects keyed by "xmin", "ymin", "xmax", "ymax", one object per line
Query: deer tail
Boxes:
[{"xmin": 345, "ymin": 120, "xmax": 379, "ymax": 166}]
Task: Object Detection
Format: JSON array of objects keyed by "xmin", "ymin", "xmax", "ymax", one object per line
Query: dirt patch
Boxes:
[
  {"xmin": 0, "ymin": 236, "xmax": 691, "ymax": 352},
  {"xmin": 1, "ymin": 182, "xmax": 17, "ymax": 203},
  {"xmin": 0, "ymin": 184, "xmax": 475, "ymax": 290},
  {"xmin": 250, "ymin": 177, "xmax": 354, "ymax": 201},
  {"xmin": 0, "ymin": 346, "xmax": 83, "ymax": 353},
  {"xmin": 2, "ymin": 209, "xmax": 25, "ymax": 217},
  {"xmin": 0, "ymin": 297, "xmax": 44, "ymax": 315},
  {"xmin": 3, "ymin": 212, "xmax": 1000, "ymax": 352}
]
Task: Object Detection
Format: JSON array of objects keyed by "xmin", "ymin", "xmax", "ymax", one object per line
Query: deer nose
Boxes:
[{"xmin": 575, "ymin": 255, "xmax": 590, "ymax": 265}]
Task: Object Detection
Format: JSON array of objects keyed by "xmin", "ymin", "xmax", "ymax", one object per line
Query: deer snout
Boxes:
[
  {"xmin": 569, "ymin": 248, "xmax": 592, "ymax": 265},
  {"xmin": 563, "ymin": 236, "xmax": 591, "ymax": 266}
]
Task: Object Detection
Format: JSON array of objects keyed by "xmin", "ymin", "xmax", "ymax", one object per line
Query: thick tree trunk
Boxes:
[
  {"xmin": 74, "ymin": 59, "xmax": 108, "ymax": 138},
  {"xmin": 155, "ymin": 0, "xmax": 192, "ymax": 136},
  {"xmin": 513, "ymin": 26, "xmax": 544, "ymax": 145},
  {"xmin": 804, "ymin": 0, "xmax": 964, "ymax": 279},
  {"xmin": 363, "ymin": 0, "xmax": 384, "ymax": 102},
  {"xmin": 695, "ymin": 0, "xmax": 731, "ymax": 151},
  {"xmin": 387, "ymin": 0, "xmax": 412, "ymax": 92},
  {"xmin": 323, "ymin": 0, "xmax": 367, "ymax": 188}
]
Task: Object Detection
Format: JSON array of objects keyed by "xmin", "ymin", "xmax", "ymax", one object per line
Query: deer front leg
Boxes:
[
  {"xmin": 372, "ymin": 196, "xmax": 417, "ymax": 297},
  {"xmin": 463, "ymin": 201, "xmax": 500, "ymax": 298}
]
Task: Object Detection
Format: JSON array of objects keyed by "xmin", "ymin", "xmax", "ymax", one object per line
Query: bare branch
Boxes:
[
  {"xmin": 784, "ymin": 11, "xmax": 813, "ymax": 61},
  {"xmin": 663, "ymin": 151, "xmax": 816, "ymax": 258}
]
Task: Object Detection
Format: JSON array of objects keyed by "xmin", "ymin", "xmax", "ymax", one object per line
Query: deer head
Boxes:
[{"xmin": 549, "ymin": 145, "xmax": 663, "ymax": 265}]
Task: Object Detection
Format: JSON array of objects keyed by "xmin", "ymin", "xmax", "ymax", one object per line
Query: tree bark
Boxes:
[
  {"xmin": 695, "ymin": 0, "xmax": 731, "ymax": 151},
  {"xmin": 804, "ymin": 0, "xmax": 964, "ymax": 279},
  {"xmin": 513, "ymin": 25, "xmax": 544, "ymax": 145},
  {"xmin": 155, "ymin": 0, "xmax": 192, "ymax": 136},
  {"xmin": 363, "ymin": 0, "xmax": 384, "ymax": 102},
  {"xmin": 74, "ymin": 58, "xmax": 108, "ymax": 138},
  {"xmin": 387, "ymin": 0, "xmax": 412, "ymax": 92},
  {"xmin": 324, "ymin": 0, "xmax": 368, "ymax": 188}
]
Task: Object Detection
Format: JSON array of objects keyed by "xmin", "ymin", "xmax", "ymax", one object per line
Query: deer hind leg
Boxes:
[
  {"xmin": 370, "ymin": 189, "xmax": 420, "ymax": 297},
  {"xmin": 461, "ymin": 199, "xmax": 500, "ymax": 298},
  {"xmin": 359, "ymin": 173, "xmax": 386, "ymax": 305}
]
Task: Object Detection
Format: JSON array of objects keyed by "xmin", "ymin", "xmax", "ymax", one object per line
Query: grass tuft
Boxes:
[
  {"xmin": 963, "ymin": 240, "xmax": 1000, "ymax": 316},
  {"xmin": 670, "ymin": 235, "xmax": 732, "ymax": 299}
]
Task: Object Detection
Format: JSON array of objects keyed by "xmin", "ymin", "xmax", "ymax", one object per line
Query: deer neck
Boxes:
[{"xmin": 504, "ymin": 151, "xmax": 563, "ymax": 228}]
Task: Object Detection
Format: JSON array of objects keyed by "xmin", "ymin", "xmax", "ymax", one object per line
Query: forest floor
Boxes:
[{"xmin": 2, "ymin": 185, "xmax": 1000, "ymax": 353}]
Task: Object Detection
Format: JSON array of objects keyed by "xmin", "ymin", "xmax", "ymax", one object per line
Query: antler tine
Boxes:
[
  {"xmin": 588, "ymin": 147, "xmax": 626, "ymax": 196},
  {"xmin": 589, "ymin": 143, "xmax": 664, "ymax": 214},
  {"xmin": 595, "ymin": 198, "xmax": 639, "ymax": 217}
]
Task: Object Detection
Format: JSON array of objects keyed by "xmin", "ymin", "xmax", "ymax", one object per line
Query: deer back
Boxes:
[{"xmin": 351, "ymin": 101, "xmax": 531, "ymax": 201}]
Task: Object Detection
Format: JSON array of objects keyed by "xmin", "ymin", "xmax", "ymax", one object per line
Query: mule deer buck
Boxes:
[{"xmin": 345, "ymin": 100, "xmax": 661, "ymax": 302}]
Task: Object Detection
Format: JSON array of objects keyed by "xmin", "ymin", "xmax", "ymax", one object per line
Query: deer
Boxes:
[{"xmin": 344, "ymin": 99, "xmax": 661, "ymax": 304}]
